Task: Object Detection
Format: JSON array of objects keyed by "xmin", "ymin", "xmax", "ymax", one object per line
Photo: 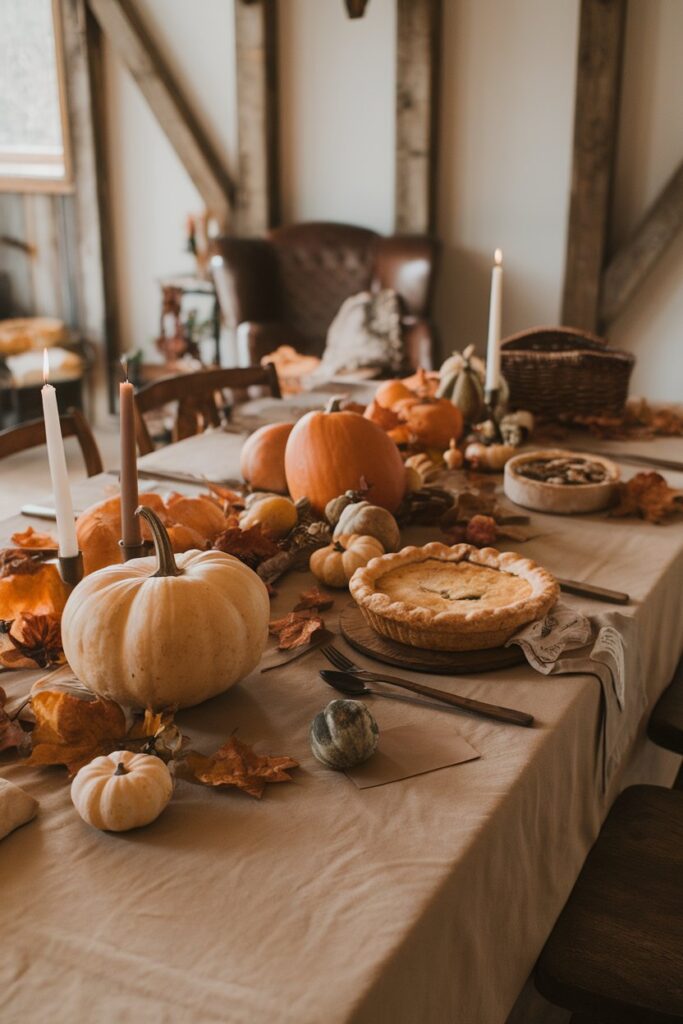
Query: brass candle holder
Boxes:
[{"xmin": 58, "ymin": 552, "xmax": 84, "ymax": 587}]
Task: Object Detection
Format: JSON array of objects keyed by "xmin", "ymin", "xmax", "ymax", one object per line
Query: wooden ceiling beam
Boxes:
[
  {"xmin": 234, "ymin": 0, "xmax": 279, "ymax": 236},
  {"xmin": 87, "ymin": 0, "xmax": 234, "ymax": 227},
  {"xmin": 395, "ymin": 0, "xmax": 442, "ymax": 235},
  {"xmin": 600, "ymin": 159, "xmax": 683, "ymax": 326},
  {"xmin": 562, "ymin": 0, "xmax": 627, "ymax": 331}
]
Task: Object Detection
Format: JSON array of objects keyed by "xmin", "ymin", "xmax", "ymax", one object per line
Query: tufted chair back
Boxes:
[{"xmin": 211, "ymin": 221, "xmax": 439, "ymax": 370}]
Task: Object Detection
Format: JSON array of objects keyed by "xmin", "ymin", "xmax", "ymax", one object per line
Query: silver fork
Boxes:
[{"xmin": 320, "ymin": 645, "xmax": 534, "ymax": 727}]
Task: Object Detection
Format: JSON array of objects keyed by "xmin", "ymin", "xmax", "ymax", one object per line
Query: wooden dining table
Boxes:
[{"xmin": 1, "ymin": 422, "xmax": 682, "ymax": 1024}]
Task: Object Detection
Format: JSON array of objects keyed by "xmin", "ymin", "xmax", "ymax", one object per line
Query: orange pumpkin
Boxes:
[
  {"xmin": 374, "ymin": 379, "xmax": 413, "ymax": 408},
  {"xmin": 239, "ymin": 422, "xmax": 294, "ymax": 494},
  {"xmin": 0, "ymin": 560, "xmax": 70, "ymax": 620},
  {"xmin": 284, "ymin": 401, "xmax": 406, "ymax": 515},
  {"xmin": 401, "ymin": 367, "xmax": 440, "ymax": 398},
  {"xmin": 400, "ymin": 398, "xmax": 464, "ymax": 449},
  {"xmin": 76, "ymin": 492, "xmax": 228, "ymax": 575}
]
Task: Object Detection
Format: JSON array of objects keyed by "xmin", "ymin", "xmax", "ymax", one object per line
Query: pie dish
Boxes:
[
  {"xmin": 349, "ymin": 542, "xmax": 559, "ymax": 651},
  {"xmin": 504, "ymin": 449, "xmax": 620, "ymax": 515}
]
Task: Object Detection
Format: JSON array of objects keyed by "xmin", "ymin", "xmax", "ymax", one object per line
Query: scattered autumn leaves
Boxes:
[
  {"xmin": 0, "ymin": 614, "xmax": 65, "ymax": 670},
  {"xmin": 610, "ymin": 472, "xmax": 683, "ymax": 524},
  {"xmin": 269, "ymin": 587, "xmax": 334, "ymax": 650},
  {"xmin": 3, "ymin": 689, "xmax": 298, "ymax": 799}
]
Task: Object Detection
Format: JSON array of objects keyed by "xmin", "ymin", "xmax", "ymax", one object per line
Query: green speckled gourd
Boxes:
[
  {"xmin": 437, "ymin": 345, "xmax": 486, "ymax": 424},
  {"xmin": 310, "ymin": 700, "xmax": 379, "ymax": 769},
  {"xmin": 332, "ymin": 501, "xmax": 400, "ymax": 552}
]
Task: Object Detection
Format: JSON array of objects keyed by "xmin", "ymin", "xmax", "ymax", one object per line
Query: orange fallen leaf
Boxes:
[
  {"xmin": 293, "ymin": 587, "xmax": 334, "ymax": 612},
  {"xmin": 610, "ymin": 472, "xmax": 683, "ymax": 524},
  {"xmin": 269, "ymin": 611, "xmax": 326, "ymax": 650},
  {"xmin": 185, "ymin": 736, "xmax": 298, "ymax": 798},
  {"xmin": 213, "ymin": 524, "xmax": 279, "ymax": 570},
  {"xmin": 10, "ymin": 526, "xmax": 58, "ymax": 550},
  {"xmin": 126, "ymin": 707, "xmax": 186, "ymax": 760},
  {"xmin": 0, "ymin": 614, "xmax": 65, "ymax": 670},
  {"xmin": 26, "ymin": 690, "xmax": 127, "ymax": 776}
]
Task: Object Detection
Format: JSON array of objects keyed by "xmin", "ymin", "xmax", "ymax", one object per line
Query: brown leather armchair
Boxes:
[{"xmin": 210, "ymin": 222, "xmax": 440, "ymax": 372}]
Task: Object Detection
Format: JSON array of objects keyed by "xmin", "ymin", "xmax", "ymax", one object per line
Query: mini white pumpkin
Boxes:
[
  {"xmin": 61, "ymin": 506, "xmax": 270, "ymax": 709},
  {"xmin": 310, "ymin": 700, "xmax": 379, "ymax": 769},
  {"xmin": 333, "ymin": 501, "xmax": 401, "ymax": 552},
  {"xmin": 309, "ymin": 533, "xmax": 384, "ymax": 589},
  {"xmin": 71, "ymin": 750, "xmax": 173, "ymax": 831}
]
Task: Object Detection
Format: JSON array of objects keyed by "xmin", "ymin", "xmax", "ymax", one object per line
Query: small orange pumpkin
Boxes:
[
  {"xmin": 284, "ymin": 400, "xmax": 406, "ymax": 515},
  {"xmin": 400, "ymin": 398, "xmax": 464, "ymax": 449},
  {"xmin": 239, "ymin": 422, "xmax": 294, "ymax": 494},
  {"xmin": 401, "ymin": 367, "xmax": 440, "ymax": 398},
  {"xmin": 374, "ymin": 379, "xmax": 413, "ymax": 408},
  {"xmin": 76, "ymin": 493, "xmax": 228, "ymax": 575}
]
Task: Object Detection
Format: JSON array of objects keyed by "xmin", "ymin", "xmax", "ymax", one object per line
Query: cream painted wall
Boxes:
[
  {"xmin": 278, "ymin": 0, "xmax": 396, "ymax": 233},
  {"xmin": 104, "ymin": 0, "xmax": 237, "ymax": 356},
  {"xmin": 105, "ymin": 0, "xmax": 682, "ymax": 400}
]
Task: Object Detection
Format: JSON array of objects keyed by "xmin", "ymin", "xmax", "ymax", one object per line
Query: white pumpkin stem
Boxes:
[
  {"xmin": 114, "ymin": 761, "xmax": 129, "ymax": 776},
  {"xmin": 135, "ymin": 506, "xmax": 181, "ymax": 578},
  {"xmin": 325, "ymin": 396, "xmax": 344, "ymax": 414}
]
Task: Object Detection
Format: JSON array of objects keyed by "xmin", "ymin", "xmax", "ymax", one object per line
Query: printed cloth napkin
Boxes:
[
  {"xmin": 508, "ymin": 603, "xmax": 644, "ymax": 789},
  {"xmin": 0, "ymin": 778, "xmax": 38, "ymax": 841}
]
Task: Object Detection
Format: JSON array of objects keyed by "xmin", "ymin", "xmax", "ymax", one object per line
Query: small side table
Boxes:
[{"xmin": 158, "ymin": 274, "xmax": 221, "ymax": 366}]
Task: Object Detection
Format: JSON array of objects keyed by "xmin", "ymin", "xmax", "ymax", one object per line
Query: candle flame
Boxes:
[
  {"xmin": 120, "ymin": 356, "xmax": 128, "ymax": 383},
  {"xmin": 494, "ymin": 248, "xmax": 503, "ymax": 266},
  {"xmin": 43, "ymin": 348, "xmax": 50, "ymax": 384}
]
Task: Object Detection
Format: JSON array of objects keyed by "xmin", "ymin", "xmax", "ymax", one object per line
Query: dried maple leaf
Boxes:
[
  {"xmin": 269, "ymin": 610, "xmax": 326, "ymax": 649},
  {"xmin": 0, "ymin": 685, "xmax": 30, "ymax": 756},
  {"xmin": 10, "ymin": 526, "xmax": 58, "ymax": 550},
  {"xmin": 126, "ymin": 707, "xmax": 186, "ymax": 761},
  {"xmin": 609, "ymin": 472, "xmax": 683, "ymax": 524},
  {"xmin": 185, "ymin": 736, "xmax": 298, "ymax": 798},
  {"xmin": 0, "ymin": 614, "xmax": 65, "ymax": 670},
  {"xmin": 0, "ymin": 550, "xmax": 45, "ymax": 579},
  {"xmin": 27, "ymin": 690, "xmax": 127, "ymax": 776},
  {"xmin": 213, "ymin": 524, "xmax": 279, "ymax": 569},
  {"xmin": 294, "ymin": 587, "xmax": 334, "ymax": 612}
]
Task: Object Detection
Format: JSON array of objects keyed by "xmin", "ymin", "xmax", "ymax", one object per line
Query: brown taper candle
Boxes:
[{"xmin": 119, "ymin": 378, "xmax": 142, "ymax": 548}]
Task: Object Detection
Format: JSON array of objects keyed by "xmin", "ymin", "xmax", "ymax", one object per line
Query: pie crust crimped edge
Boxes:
[{"xmin": 348, "ymin": 542, "xmax": 559, "ymax": 651}]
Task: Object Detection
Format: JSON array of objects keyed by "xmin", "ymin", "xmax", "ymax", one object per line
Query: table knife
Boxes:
[{"xmin": 557, "ymin": 577, "xmax": 630, "ymax": 605}]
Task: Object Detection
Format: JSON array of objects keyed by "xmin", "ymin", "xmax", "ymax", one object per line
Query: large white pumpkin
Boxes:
[{"xmin": 61, "ymin": 506, "xmax": 270, "ymax": 709}]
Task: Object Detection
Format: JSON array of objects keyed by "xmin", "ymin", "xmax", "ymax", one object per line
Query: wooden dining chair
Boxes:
[
  {"xmin": 0, "ymin": 407, "xmax": 103, "ymax": 477},
  {"xmin": 648, "ymin": 653, "xmax": 683, "ymax": 789},
  {"xmin": 535, "ymin": 785, "xmax": 683, "ymax": 1023},
  {"xmin": 132, "ymin": 364, "xmax": 282, "ymax": 456}
]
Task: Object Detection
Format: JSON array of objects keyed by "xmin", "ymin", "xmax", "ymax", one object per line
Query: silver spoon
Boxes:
[{"xmin": 320, "ymin": 669, "xmax": 462, "ymax": 716}]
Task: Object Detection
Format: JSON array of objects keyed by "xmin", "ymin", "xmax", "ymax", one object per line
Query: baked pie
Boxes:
[{"xmin": 349, "ymin": 542, "xmax": 559, "ymax": 651}]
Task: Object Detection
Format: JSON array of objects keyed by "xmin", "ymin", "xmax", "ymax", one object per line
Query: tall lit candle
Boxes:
[
  {"xmin": 41, "ymin": 350, "xmax": 79, "ymax": 558},
  {"xmin": 484, "ymin": 248, "xmax": 503, "ymax": 395},
  {"xmin": 119, "ymin": 362, "xmax": 142, "ymax": 549}
]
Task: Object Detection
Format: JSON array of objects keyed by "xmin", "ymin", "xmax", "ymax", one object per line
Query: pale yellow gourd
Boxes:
[
  {"xmin": 239, "ymin": 495, "xmax": 298, "ymax": 538},
  {"xmin": 333, "ymin": 501, "xmax": 401, "ymax": 552},
  {"xmin": 61, "ymin": 507, "xmax": 270, "ymax": 709},
  {"xmin": 309, "ymin": 534, "xmax": 385, "ymax": 589},
  {"xmin": 71, "ymin": 750, "xmax": 173, "ymax": 831}
]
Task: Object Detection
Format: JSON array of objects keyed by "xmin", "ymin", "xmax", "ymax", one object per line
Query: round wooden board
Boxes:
[{"xmin": 339, "ymin": 604, "xmax": 525, "ymax": 676}]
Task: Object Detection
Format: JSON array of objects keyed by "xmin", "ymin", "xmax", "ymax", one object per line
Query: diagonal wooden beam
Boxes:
[
  {"xmin": 395, "ymin": 0, "xmax": 442, "ymax": 235},
  {"xmin": 600, "ymin": 159, "xmax": 683, "ymax": 326},
  {"xmin": 234, "ymin": 0, "xmax": 279, "ymax": 236},
  {"xmin": 87, "ymin": 0, "xmax": 234, "ymax": 227},
  {"xmin": 562, "ymin": 0, "xmax": 627, "ymax": 331}
]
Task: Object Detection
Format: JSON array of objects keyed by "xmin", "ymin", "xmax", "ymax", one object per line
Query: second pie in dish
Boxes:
[{"xmin": 349, "ymin": 542, "xmax": 559, "ymax": 651}]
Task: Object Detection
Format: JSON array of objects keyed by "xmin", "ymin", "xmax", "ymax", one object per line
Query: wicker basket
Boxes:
[{"xmin": 500, "ymin": 327, "xmax": 634, "ymax": 419}]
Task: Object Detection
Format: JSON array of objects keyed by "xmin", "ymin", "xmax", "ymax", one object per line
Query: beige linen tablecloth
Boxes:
[{"xmin": 1, "ymin": 436, "xmax": 682, "ymax": 1024}]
